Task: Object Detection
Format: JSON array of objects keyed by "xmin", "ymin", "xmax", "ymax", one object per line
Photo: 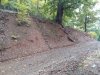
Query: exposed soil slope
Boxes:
[{"xmin": 0, "ymin": 11, "xmax": 93, "ymax": 62}]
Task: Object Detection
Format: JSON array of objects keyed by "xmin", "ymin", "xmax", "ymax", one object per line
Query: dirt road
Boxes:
[{"xmin": 0, "ymin": 41, "xmax": 100, "ymax": 75}]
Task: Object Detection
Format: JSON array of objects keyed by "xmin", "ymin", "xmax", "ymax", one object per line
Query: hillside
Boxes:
[{"xmin": 0, "ymin": 11, "xmax": 93, "ymax": 62}]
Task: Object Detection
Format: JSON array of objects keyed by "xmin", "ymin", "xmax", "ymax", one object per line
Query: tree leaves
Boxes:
[{"xmin": 1, "ymin": 0, "xmax": 8, "ymax": 5}]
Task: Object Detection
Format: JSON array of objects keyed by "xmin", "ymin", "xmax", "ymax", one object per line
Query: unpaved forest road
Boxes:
[{"xmin": 0, "ymin": 41, "xmax": 100, "ymax": 75}]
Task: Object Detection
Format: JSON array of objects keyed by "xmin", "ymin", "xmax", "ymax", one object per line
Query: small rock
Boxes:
[
  {"xmin": 11, "ymin": 35, "xmax": 20, "ymax": 40},
  {"xmin": 91, "ymin": 64, "xmax": 97, "ymax": 68}
]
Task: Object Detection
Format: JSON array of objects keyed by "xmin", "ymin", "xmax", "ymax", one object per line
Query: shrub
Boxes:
[
  {"xmin": 88, "ymin": 31, "xmax": 97, "ymax": 39},
  {"xmin": 16, "ymin": 2, "xmax": 29, "ymax": 22}
]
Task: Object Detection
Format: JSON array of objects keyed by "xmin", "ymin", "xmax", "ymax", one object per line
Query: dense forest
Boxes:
[{"xmin": 0, "ymin": 0, "xmax": 100, "ymax": 40}]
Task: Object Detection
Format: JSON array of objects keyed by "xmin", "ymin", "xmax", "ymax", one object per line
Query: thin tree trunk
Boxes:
[
  {"xmin": 55, "ymin": 0, "xmax": 64, "ymax": 25},
  {"xmin": 84, "ymin": 16, "xmax": 87, "ymax": 32}
]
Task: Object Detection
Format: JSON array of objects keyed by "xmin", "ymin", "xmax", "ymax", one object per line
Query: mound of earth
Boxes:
[{"xmin": 0, "ymin": 11, "xmax": 93, "ymax": 62}]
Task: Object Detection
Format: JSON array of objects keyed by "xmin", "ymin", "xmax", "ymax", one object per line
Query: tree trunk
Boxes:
[
  {"xmin": 55, "ymin": 0, "xmax": 64, "ymax": 25},
  {"xmin": 84, "ymin": 16, "xmax": 87, "ymax": 32}
]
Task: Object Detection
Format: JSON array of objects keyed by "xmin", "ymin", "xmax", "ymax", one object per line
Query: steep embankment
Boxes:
[{"xmin": 0, "ymin": 11, "xmax": 92, "ymax": 62}]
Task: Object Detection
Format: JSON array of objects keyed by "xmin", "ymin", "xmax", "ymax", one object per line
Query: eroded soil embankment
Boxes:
[{"xmin": 0, "ymin": 12, "xmax": 92, "ymax": 62}]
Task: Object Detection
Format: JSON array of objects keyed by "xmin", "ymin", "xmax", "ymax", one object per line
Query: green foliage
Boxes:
[
  {"xmin": 63, "ymin": 0, "xmax": 97, "ymax": 31},
  {"xmin": 0, "ymin": 0, "xmax": 97, "ymax": 24},
  {"xmin": 41, "ymin": 0, "xmax": 97, "ymax": 26},
  {"xmin": 95, "ymin": 29, "xmax": 100, "ymax": 41},
  {"xmin": 1, "ymin": 0, "xmax": 9, "ymax": 5},
  {"xmin": 0, "ymin": 0, "xmax": 30, "ymax": 23},
  {"xmin": 16, "ymin": 2, "xmax": 29, "ymax": 22},
  {"xmin": 88, "ymin": 31, "xmax": 97, "ymax": 38}
]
